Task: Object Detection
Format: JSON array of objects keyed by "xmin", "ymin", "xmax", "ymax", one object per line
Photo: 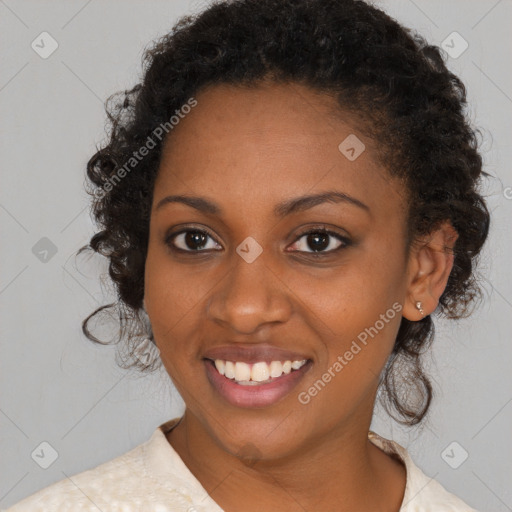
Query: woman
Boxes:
[{"xmin": 6, "ymin": 0, "xmax": 489, "ymax": 510}]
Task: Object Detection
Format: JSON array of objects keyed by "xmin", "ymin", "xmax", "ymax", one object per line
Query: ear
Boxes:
[{"xmin": 403, "ymin": 221, "xmax": 459, "ymax": 321}]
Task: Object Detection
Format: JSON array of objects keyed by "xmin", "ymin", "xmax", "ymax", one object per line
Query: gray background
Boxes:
[{"xmin": 1, "ymin": 0, "xmax": 510, "ymax": 510}]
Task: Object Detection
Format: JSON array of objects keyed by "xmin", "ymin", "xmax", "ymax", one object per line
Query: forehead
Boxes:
[{"xmin": 154, "ymin": 82, "xmax": 404, "ymax": 217}]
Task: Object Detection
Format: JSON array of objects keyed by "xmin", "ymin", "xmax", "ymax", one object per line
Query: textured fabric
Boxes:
[{"xmin": 5, "ymin": 417, "xmax": 478, "ymax": 512}]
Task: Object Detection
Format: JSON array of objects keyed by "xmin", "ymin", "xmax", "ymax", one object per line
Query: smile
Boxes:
[
  {"xmin": 204, "ymin": 357, "xmax": 312, "ymax": 408},
  {"xmin": 213, "ymin": 359, "xmax": 308, "ymax": 385}
]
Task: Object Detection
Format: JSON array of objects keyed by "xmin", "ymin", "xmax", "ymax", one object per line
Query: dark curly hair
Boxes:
[{"xmin": 78, "ymin": 0, "xmax": 490, "ymax": 426}]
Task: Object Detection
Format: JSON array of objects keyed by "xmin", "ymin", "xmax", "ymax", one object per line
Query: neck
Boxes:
[{"xmin": 166, "ymin": 411, "xmax": 406, "ymax": 512}]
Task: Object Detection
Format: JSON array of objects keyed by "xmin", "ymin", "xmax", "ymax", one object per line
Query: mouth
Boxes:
[{"xmin": 204, "ymin": 357, "xmax": 313, "ymax": 408}]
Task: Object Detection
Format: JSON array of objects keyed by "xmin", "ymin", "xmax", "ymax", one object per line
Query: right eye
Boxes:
[{"xmin": 165, "ymin": 228, "xmax": 223, "ymax": 253}]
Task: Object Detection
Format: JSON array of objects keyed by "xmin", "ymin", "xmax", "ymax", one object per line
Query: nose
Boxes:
[{"xmin": 206, "ymin": 253, "xmax": 293, "ymax": 334}]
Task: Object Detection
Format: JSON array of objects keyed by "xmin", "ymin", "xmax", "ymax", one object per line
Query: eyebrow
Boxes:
[{"xmin": 155, "ymin": 190, "xmax": 370, "ymax": 217}]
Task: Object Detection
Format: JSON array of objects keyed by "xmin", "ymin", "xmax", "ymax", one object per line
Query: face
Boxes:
[{"xmin": 144, "ymin": 81, "xmax": 411, "ymax": 460}]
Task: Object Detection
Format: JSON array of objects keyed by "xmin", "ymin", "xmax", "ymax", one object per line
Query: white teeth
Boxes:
[
  {"xmin": 235, "ymin": 362, "xmax": 251, "ymax": 381},
  {"xmin": 237, "ymin": 379, "xmax": 263, "ymax": 386},
  {"xmin": 212, "ymin": 359, "xmax": 307, "ymax": 383},
  {"xmin": 214, "ymin": 360, "xmax": 225, "ymax": 376},
  {"xmin": 269, "ymin": 361, "xmax": 283, "ymax": 378},
  {"xmin": 251, "ymin": 362, "xmax": 270, "ymax": 382},
  {"xmin": 225, "ymin": 361, "xmax": 236, "ymax": 379}
]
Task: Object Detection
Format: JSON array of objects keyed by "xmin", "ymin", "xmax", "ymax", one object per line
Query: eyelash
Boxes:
[{"xmin": 164, "ymin": 225, "xmax": 351, "ymax": 256}]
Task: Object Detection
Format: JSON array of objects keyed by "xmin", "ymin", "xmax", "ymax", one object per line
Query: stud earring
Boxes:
[{"xmin": 415, "ymin": 301, "xmax": 424, "ymax": 317}]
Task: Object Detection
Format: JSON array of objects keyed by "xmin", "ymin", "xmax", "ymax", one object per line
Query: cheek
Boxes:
[
  {"xmin": 145, "ymin": 246, "xmax": 201, "ymax": 326},
  {"xmin": 282, "ymin": 239, "xmax": 405, "ymax": 333},
  {"xmin": 285, "ymin": 238, "xmax": 405, "ymax": 374},
  {"xmin": 143, "ymin": 247, "xmax": 203, "ymax": 371}
]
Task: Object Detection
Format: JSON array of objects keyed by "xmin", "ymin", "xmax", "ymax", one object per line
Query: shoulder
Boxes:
[
  {"xmin": 4, "ymin": 419, "xmax": 204, "ymax": 512},
  {"xmin": 368, "ymin": 431, "xmax": 479, "ymax": 512},
  {"xmin": 4, "ymin": 445, "xmax": 139, "ymax": 511}
]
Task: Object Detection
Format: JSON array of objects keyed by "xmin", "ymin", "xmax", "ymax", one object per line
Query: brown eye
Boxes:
[
  {"xmin": 289, "ymin": 228, "xmax": 351, "ymax": 254},
  {"xmin": 166, "ymin": 229, "xmax": 222, "ymax": 252}
]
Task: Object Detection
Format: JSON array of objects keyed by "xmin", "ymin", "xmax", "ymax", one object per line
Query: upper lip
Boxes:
[{"xmin": 203, "ymin": 344, "xmax": 312, "ymax": 364}]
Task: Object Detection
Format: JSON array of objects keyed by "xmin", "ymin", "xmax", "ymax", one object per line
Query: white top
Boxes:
[{"xmin": 5, "ymin": 417, "xmax": 478, "ymax": 512}]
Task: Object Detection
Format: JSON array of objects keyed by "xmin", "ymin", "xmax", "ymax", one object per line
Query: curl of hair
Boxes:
[{"xmin": 78, "ymin": 0, "xmax": 490, "ymax": 425}]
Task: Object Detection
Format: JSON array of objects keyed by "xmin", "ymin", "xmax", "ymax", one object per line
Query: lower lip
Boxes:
[{"xmin": 204, "ymin": 359, "xmax": 312, "ymax": 408}]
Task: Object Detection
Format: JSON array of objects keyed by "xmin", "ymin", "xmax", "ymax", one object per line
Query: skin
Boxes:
[{"xmin": 143, "ymin": 81, "xmax": 457, "ymax": 512}]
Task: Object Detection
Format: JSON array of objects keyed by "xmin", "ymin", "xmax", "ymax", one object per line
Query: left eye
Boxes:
[{"xmin": 290, "ymin": 229, "xmax": 349, "ymax": 254}]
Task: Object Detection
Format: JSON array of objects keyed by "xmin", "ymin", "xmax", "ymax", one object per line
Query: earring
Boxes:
[{"xmin": 415, "ymin": 301, "xmax": 424, "ymax": 317}]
